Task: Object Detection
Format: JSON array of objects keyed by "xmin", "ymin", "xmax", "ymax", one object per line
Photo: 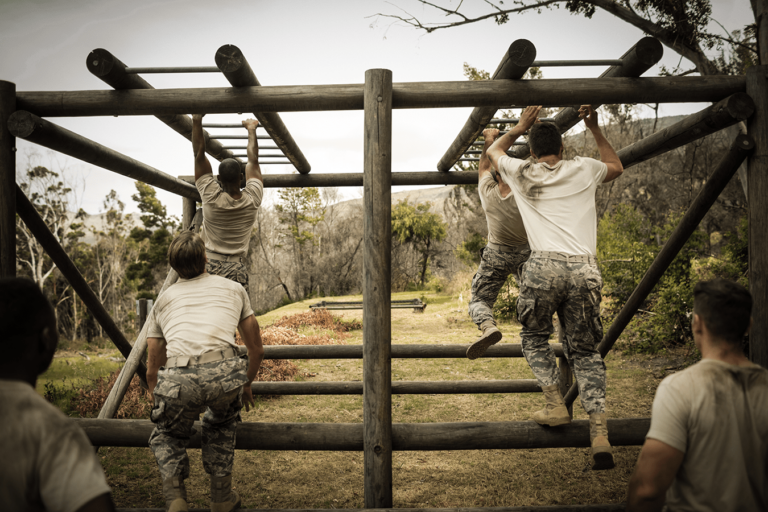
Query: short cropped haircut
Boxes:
[
  {"xmin": 693, "ymin": 278, "xmax": 752, "ymax": 345},
  {"xmin": 168, "ymin": 231, "xmax": 206, "ymax": 279},
  {"xmin": 528, "ymin": 122, "xmax": 562, "ymax": 159},
  {"xmin": 0, "ymin": 277, "xmax": 56, "ymax": 358},
  {"xmin": 218, "ymin": 158, "xmax": 242, "ymax": 186}
]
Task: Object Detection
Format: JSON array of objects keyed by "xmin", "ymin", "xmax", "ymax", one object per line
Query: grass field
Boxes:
[{"xmin": 41, "ymin": 290, "xmax": 674, "ymax": 509}]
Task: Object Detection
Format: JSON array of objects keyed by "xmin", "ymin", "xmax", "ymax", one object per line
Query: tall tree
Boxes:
[
  {"xmin": 374, "ymin": 0, "xmax": 761, "ymax": 74},
  {"xmin": 391, "ymin": 200, "xmax": 448, "ymax": 286}
]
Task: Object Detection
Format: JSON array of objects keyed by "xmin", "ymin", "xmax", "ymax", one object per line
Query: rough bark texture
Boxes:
[{"xmin": 0, "ymin": 81, "xmax": 14, "ymax": 278}]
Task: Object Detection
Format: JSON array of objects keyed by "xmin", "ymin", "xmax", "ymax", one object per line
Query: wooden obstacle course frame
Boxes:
[{"xmin": 1, "ymin": 38, "xmax": 765, "ymax": 511}]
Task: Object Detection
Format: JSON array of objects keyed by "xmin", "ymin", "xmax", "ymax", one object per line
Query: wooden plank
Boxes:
[
  {"xmin": 215, "ymin": 44, "xmax": 311, "ymax": 174},
  {"xmin": 564, "ymin": 134, "xmax": 755, "ymax": 406},
  {"xmin": 7, "ymin": 111, "xmax": 200, "ymax": 201},
  {"xmin": 249, "ymin": 380, "xmax": 542, "ymax": 395},
  {"xmin": 0, "ymin": 81, "xmax": 14, "ymax": 278},
  {"xmin": 73, "ymin": 417, "xmax": 649, "ymax": 450},
  {"xmin": 363, "ymin": 68, "xmax": 393, "ymax": 508},
  {"xmin": 86, "ymin": 48, "xmax": 240, "ymax": 163},
  {"xmin": 182, "ymin": 196, "xmax": 196, "ymax": 230},
  {"xmin": 260, "ymin": 344, "xmax": 564, "ymax": 359},
  {"xmin": 15, "ymin": 75, "xmax": 746, "ymax": 116},
  {"xmin": 508, "ymin": 37, "xmax": 663, "ymax": 159},
  {"xmin": 437, "ymin": 39, "xmax": 536, "ymax": 172},
  {"xmin": 15, "ymin": 185, "xmax": 148, "ymax": 382},
  {"xmin": 747, "ymin": 65, "xmax": 768, "ymax": 368}
]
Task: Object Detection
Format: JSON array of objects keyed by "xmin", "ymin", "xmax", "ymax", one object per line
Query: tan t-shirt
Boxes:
[
  {"xmin": 498, "ymin": 156, "xmax": 607, "ymax": 256},
  {"xmin": 196, "ymin": 173, "xmax": 263, "ymax": 259},
  {"xmin": 478, "ymin": 173, "xmax": 528, "ymax": 247},
  {"xmin": 146, "ymin": 273, "xmax": 255, "ymax": 357},
  {"xmin": 0, "ymin": 380, "xmax": 112, "ymax": 512},
  {"xmin": 646, "ymin": 358, "xmax": 768, "ymax": 512}
]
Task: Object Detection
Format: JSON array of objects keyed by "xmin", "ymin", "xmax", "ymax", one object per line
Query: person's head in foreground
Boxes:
[
  {"xmin": 0, "ymin": 277, "xmax": 58, "ymax": 385},
  {"xmin": 528, "ymin": 122, "xmax": 563, "ymax": 160},
  {"xmin": 692, "ymin": 277, "xmax": 751, "ymax": 353},
  {"xmin": 218, "ymin": 158, "xmax": 242, "ymax": 190},
  {"xmin": 168, "ymin": 231, "xmax": 207, "ymax": 279}
]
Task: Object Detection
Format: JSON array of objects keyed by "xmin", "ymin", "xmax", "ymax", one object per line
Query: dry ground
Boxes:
[{"xmin": 97, "ymin": 291, "xmax": 670, "ymax": 509}]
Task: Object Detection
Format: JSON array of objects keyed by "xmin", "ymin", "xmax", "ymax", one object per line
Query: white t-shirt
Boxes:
[
  {"xmin": 0, "ymin": 379, "xmax": 112, "ymax": 512},
  {"xmin": 497, "ymin": 156, "xmax": 607, "ymax": 256},
  {"xmin": 478, "ymin": 173, "xmax": 528, "ymax": 247},
  {"xmin": 646, "ymin": 358, "xmax": 768, "ymax": 512},
  {"xmin": 146, "ymin": 273, "xmax": 254, "ymax": 357},
  {"xmin": 196, "ymin": 173, "xmax": 263, "ymax": 259}
]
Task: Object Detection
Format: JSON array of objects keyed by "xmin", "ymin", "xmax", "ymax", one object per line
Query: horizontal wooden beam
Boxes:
[
  {"xmin": 8, "ymin": 111, "xmax": 201, "ymax": 201},
  {"xmin": 117, "ymin": 506, "xmax": 624, "ymax": 512},
  {"xmin": 180, "ymin": 171, "xmax": 480, "ymax": 188},
  {"xmin": 75, "ymin": 417, "xmax": 649, "ymax": 450},
  {"xmin": 251, "ymin": 379, "xmax": 542, "ymax": 395},
  {"xmin": 16, "ymin": 76, "xmax": 746, "ymax": 117},
  {"xmin": 261, "ymin": 343, "xmax": 563, "ymax": 359},
  {"xmin": 617, "ymin": 92, "xmax": 755, "ymax": 169}
]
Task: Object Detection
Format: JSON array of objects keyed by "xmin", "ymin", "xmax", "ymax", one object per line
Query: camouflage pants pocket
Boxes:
[{"xmin": 516, "ymin": 297, "xmax": 537, "ymax": 330}]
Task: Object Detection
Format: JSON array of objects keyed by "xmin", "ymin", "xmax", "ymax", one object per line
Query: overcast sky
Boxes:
[{"xmin": 0, "ymin": 0, "xmax": 754, "ymax": 218}]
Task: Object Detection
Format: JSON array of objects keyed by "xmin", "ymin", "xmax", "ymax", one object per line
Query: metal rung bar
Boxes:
[
  {"xmin": 487, "ymin": 117, "xmax": 555, "ymax": 124},
  {"xmin": 124, "ymin": 66, "xmax": 221, "ymax": 74},
  {"xmin": 532, "ymin": 59, "xmax": 623, "ymax": 67},
  {"xmin": 471, "ymin": 140, "xmax": 527, "ymax": 146},
  {"xmin": 228, "ymin": 145, "xmax": 279, "ymax": 150},
  {"xmin": 211, "ymin": 135, "xmax": 272, "ymax": 140},
  {"xmin": 203, "ymin": 123, "xmax": 264, "ymax": 128},
  {"xmin": 257, "ymin": 161, "xmax": 293, "ymax": 165},
  {"xmin": 459, "ymin": 158, "xmax": 481, "ymax": 162}
]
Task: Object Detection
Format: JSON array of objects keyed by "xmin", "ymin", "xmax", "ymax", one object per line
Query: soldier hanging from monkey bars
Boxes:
[
  {"xmin": 191, "ymin": 114, "xmax": 263, "ymax": 287},
  {"xmin": 483, "ymin": 105, "xmax": 624, "ymax": 471}
]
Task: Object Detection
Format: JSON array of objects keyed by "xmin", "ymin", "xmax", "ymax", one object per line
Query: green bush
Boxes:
[{"xmin": 492, "ymin": 275, "xmax": 519, "ymax": 322}]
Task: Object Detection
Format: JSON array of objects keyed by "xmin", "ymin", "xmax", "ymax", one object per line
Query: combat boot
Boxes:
[
  {"xmin": 211, "ymin": 474, "xmax": 241, "ymax": 512},
  {"xmin": 466, "ymin": 321, "xmax": 502, "ymax": 360},
  {"xmin": 590, "ymin": 412, "xmax": 615, "ymax": 470},
  {"xmin": 532, "ymin": 384, "xmax": 571, "ymax": 426},
  {"xmin": 161, "ymin": 476, "xmax": 188, "ymax": 512}
]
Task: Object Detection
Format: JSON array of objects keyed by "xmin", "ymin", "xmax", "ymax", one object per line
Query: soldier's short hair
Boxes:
[
  {"xmin": 218, "ymin": 158, "xmax": 242, "ymax": 186},
  {"xmin": 693, "ymin": 278, "xmax": 752, "ymax": 346},
  {"xmin": 168, "ymin": 231, "xmax": 206, "ymax": 279},
  {"xmin": 0, "ymin": 277, "xmax": 56, "ymax": 359},
  {"xmin": 528, "ymin": 122, "xmax": 562, "ymax": 159}
]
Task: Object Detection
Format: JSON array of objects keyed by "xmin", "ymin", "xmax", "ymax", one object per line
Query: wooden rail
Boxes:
[
  {"xmin": 249, "ymin": 380, "xmax": 543, "ymax": 395},
  {"xmin": 260, "ymin": 344, "xmax": 565, "ymax": 359}
]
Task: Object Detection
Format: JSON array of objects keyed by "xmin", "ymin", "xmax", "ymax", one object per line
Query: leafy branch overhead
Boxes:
[{"xmin": 372, "ymin": 0, "xmax": 760, "ymax": 75}]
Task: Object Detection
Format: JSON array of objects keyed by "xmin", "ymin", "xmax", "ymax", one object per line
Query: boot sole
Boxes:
[
  {"xmin": 466, "ymin": 330, "xmax": 503, "ymax": 360},
  {"xmin": 592, "ymin": 450, "xmax": 615, "ymax": 471},
  {"xmin": 533, "ymin": 415, "xmax": 572, "ymax": 427}
]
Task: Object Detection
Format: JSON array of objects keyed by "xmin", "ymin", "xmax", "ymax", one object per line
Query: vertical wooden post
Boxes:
[
  {"xmin": 747, "ymin": 65, "xmax": 768, "ymax": 368},
  {"xmin": 138, "ymin": 298, "xmax": 148, "ymax": 332},
  {"xmin": 0, "ymin": 81, "xmax": 16, "ymax": 278},
  {"xmin": 363, "ymin": 68, "xmax": 393, "ymax": 508},
  {"xmin": 182, "ymin": 195, "xmax": 196, "ymax": 231}
]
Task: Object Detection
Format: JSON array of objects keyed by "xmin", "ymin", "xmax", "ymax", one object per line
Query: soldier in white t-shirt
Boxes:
[
  {"xmin": 627, "ymin": 279, "xmax": 768, "ymax": 512},
  {"xmin": 487, "ymin": 105, "xmax": 624, "ymax": 470},
  {"xmin": 0, "ymin": 278, "xmax": 114, "ymax": 512},
  {"xmin": 146, "ymin": 232, "xmax": 265, "ymax": 512},
  {"xmin": 191, "ymin": 115, "xmax": 264, "ymax": 287},
  {"xmin": 466, "ymin": 128, "xmax": 531, "ymax": 360}
]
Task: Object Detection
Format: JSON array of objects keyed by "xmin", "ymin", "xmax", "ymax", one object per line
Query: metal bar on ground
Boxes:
[
  {"xmin": 73, "ymin": 417, "xmax": 650, "ymax": 450},
  {"xmin": 259, "ymin": 344, "xmax": 564, "ymax": 359},
  {"xmin": 508, "ymin": 37, "xmax": 664, "ymax": 159},
  {"xmin": 86, "ymin": 49, "xmax": 240, "ymax": 163},
  {"xmin": 7, "ymin": 111, "xmax": 201, "ymax": 201},
  {"xmin": 15, "ymin": 185, "xmax": 148, "ymax": 382},
  {"xmin": 179, "ymin": 171, "xmax": 480, "ymax": 188},
  {"xmin": 250, "ymin": 380, "xmax": 542, "ymax": 395},
  {"xmin": 564, "ymin": 134, "xmax": 755, "ymax": 407},
  {"xmin": 363, "ymin": 68, "xmax": 393, "ymax": 508},
  {"xmin": 15, "ymin": 75, "xmax": 747, "ymax": 118},
  {"xmin": 216, "ymin": 44, "xmax": 311, "ymax": 174},
  {"xmin": 617, "ymin": 93, "xmax": 755, "ymax": 169},
  {"xmin": 437, "ymin": 39, "xmax": 536, "ymax": 172},
  {"xmin": 532, "ymin": 59, "xmax": 624, "ymax": 67},
  {"xmin": 124, "ymin": 66, "xmax": 220, "ymax": 74},
  {"xmin": 747, "ymin": 65, "xmax": 768, "ymax": 368},
  {"xmin": 0, "ymin": 81, "xmax": 15, "ymax": 278}
]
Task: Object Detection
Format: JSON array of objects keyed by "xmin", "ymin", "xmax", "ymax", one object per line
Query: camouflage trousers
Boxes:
[
  {"xmin": 469, "ymin": 244, "xmax": 531, "ymax": 329},
  {"xmin": 206, "ymin": 259, "xmax": 249, "ymax": 288},
  {"xmin": 149, "ymin": 357, "xmax": 249, "ymax": 480},
  {"xmin": 517, "ymin": 256, "xmax": 606, "ymax": 414}
]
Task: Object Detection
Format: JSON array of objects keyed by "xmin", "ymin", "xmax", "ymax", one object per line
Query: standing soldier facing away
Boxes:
[
  {"xmin": 486, "ymin": 105, "xmax": 624, "ymax": 470},
  {"xmin": 466, "ymin": 127, "xmax": 531, "ymax": 359},
  {"xmin": 146, "ymin": 232, "xmax": 265, "ymax": 512},
  {"xmin": 191, "ymin": 115, "xmax": 263, "ymax": 287}
]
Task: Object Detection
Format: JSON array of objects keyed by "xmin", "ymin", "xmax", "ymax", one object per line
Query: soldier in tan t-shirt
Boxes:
[
  {"xmin": 466, "ymin": 128, "xmax": 531, "ymax": 360},
  {"xmin": 191, "ymin": 115, "xmax": 264, "ymax": 287}
]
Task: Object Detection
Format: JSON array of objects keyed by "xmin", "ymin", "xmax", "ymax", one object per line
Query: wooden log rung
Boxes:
[
  {"xmin": 251, "ymin": 379, "xmax": 542, "ymax": 395},
  {"xmin": 261, "ymin": 344, "xmax": 564, "ymax": 359}
]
